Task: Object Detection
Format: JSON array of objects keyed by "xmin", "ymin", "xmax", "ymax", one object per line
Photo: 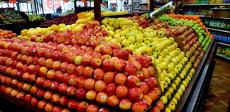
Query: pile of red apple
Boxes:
[
  {"xmin": 31, "ymin": 21, "xmax": 108, "ymax": 47},
  {"xmin": 0, "ymin": 37, "xmax": 160, "ymax": 112}
]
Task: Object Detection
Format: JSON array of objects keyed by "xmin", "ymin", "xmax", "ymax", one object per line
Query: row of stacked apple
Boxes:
[{"xmin": 0, "ymin": 34, "xmax": 160, "ymax": 112}]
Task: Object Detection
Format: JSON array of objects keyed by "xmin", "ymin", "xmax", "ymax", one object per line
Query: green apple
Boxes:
[
  {"xmin": 168, "ymin": 102, "xmax": 176, "ymax": 111},
  {"xmin": 160, "ymin": 96, "xmax": 168, "ymax": 104}
]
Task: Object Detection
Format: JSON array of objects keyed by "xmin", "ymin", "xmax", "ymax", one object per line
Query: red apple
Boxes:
[
  {"xmin": 53, "ymin": 106, "xmax": 62, "ymax": 112},
  {"xmin": 107, "ymin": 95, "xmax": 119, "ymax": 107},
  {"xmin": 102, "ymin": 59, "xmax": 114, "ymax": 71},
  {"xmin": 104, "ymin": 83, "xmax": 116, "ymax": 96},
  {"xmin": 67, "ymin": 86, "xmax": 76, "ymax": 96},
  {"xmin": 128, "ymin": 88, "xmax": 143, "ymax": 101},
  {"xmin": 67, "ymin": 100, "xmax": 78, "ymax": 109},
  {"xmin": 145, "ymin": 77, "xmax": 158, "ymax": 89},
  {"xmin": 100, "ymin": 54, "xmax": 111, "ymax": 61},
  {"xmin": 77, "ymin": 101, "xmax": 88, "ymax": 112},
  {"xmin": 4, "ymin": 87, "xmax": 12, "ymax": 94},
  {"xmin": 58, "ymin": 83, "xmax": 67, "ymax": 93},
  {"xmin": 52, "ymin": 93, "xmax": 60, "ymax": 103},
  {"xmin": 38, "ymin": 57, "xmax": 46, "ymax": 66},
  {"xmin": 93, "ymin": 68, "xmax": 105, "ymax": 80},
  {"xmin": 50, "ymin": 81, "xmax": 59, "ymax": 91},
  {"xmin": 47, "ymin": 70, "xmax": 55, "ymax": 79},
  {"xmin": 90, "ymin": 58, "xmax": 102, "ymax": 68},
  {"xmin": 36, "ymin": 77, "xmax": 45, "ymax": 86},
  {"xmin": 142, "ymin": 95, "xmax": 152, "ymax": 105},
  {"xmin": 24, "ymin": 94, "xmax": 32, "ymax": 103},
  {"xmin": 26, "ymin": 56, "xmax": 33, "ymax": 64},
  {"xmin": 114, "ymin": 73, "xmax": 127, "ymax": 85},
  {"xmin": 116, "ymin": 85, "xmax": 128, "ymax": 99},
  {"xmin": 31, "ymin": 97, "xmax": 38, "ymax": 106},
  {"xmin": 100, "ymin": 44, "xmax": 112, "ymax": 55},
  {"xmin": 104, "ymin": 72, "xmax": 115, "ymax": 83},
  {"xmin": 52, "ymin": 61, "xmax": 61, "ymax": 70},
  {"xmin": 66, "ymin": 64, "xmax": 76, "ymax": 74},
  {"xmin": 114, "ymin": 59, "xmax": 126, "ymax": 72},
  {"xmin": 45, "ymin": 103, "xmax": 53, "ymax": 112},
  {"xmin": 142, "ymin": 68, "xmax": 150, "ymax": 79},
  {"xmin": 140, "ymin": 82, "xmax": 149, "ymax": 94},
  {"xmin": 30, "ymin": 86, "xmax": 38, "ymax": 95},
  {"xmin": 6, "ymin": 67, "xmax": 13, "ymax": 74},
  {"xmin": 55, "ymin": 71, "xmax": 63, "ymax": 82},
  {"xmin": 60, "ymin": 62, "xmax": 68, "ymax": 72},
  {"xmin": 137, "ymin": 71, "xmax": 145, "ymax": 81},
  {"xmin": 28, "ymin": 74, "xmax": 36, "ymax": 82},
  {"xmin": 62, "ymin": 73, "xmax": 69, "ymax": 83},
  {"xmin": 119, "ymin": 98, "xmax": 132, "ymax": 110},
  {"xmin": 127, "ymin": 75, "xmax": 140, "ymax": 88},
  {"xmin": 86, "ymin": 90, "xmax": 97, "ymax": 101},
  {"xmin": 37, "ymin": 89, "xmax": 46, "ymax": 97},
  {"xmin": 39, "ymin": 66, "xmax": 48, "ymax": 77},
  {"xmin": 86, "ymin": 104, "xmax": 99, "ymax": 112},
  {"xmin": 68, "ymin": 75, "xmax": 77, "ymax": 86},
  {"xmin": 76, "ymin": 88, "xmax": 87, "ymax": 100},
  {"xmin": 132, "ymin": 101, "xmax": 148, "ymax": 112},
  {"xmin": 22, "ymin": 83, "xmax": 31, "ymax": 91},
  {"xmin": 82, "ymin": 66, "xmax": 94, "ymax": 78},
  {"xmin": 98, "ymin": 108, "xmax": 109, "ymax": 112},
  {"xmin": 16, "ymin": 62, "xmax": 23, "ymax": 70},
  {"xmin": 75, "ymin": 65, "xmax": 84, "ymax": 76},
  {"xmin": 38, "ymin": 100, "xmax": 46, "ymax": 109},
  {"xmin": 125, "ymin": 63, "xmax": 137, "ymax": 75},
  {"xmin": 60, "ymin": 108, "xmax": 70, "ymax": 112},
  {"xmin": 76, "ymin": 76, "xmax": 86, "ymax": 88},
  {"xmin": 95, "ymin": 80, "xmax": 106, "ymax": 92},
  {"xmin": 5, "ymin": 77, "xmax": 12, "ymax": 85},
  {"xmin": 132, "ymin": 61, "xmax": 142, "ymax": 71},
  {"xmin": 16, "ymin": 91, "xmax": 25, "ymax": 99},
  {"xmin": 11, "ymin": 79, "xmax": 18, "ymax": 86},
  {"xmin": 22, "ymin": 72, "xmax": 30, "ymax": 80},
  {"xmin": 43, "ymin": 80, "xmax": 52, "ymax": 88},
  {"xmin": 59, "ymin": 96, "xmax": 69, "ymax": 106},
  {"xmin": 82, "ymin": 54, "xmax": 93, "ymax": 66},
  {"xmin": 16, "ymin": 82, "xmax": 24, "ymax": 89},
  {"xmin": 84, "ymin": 78, "xmax": 95, "ymax": 90},
  {"xmin": 96, "ymin": 92, "xmax": 108, "ymax": 104},
  {"xmin": 44, "ymin": 91, "xmax": 53, "ymax": 100}
]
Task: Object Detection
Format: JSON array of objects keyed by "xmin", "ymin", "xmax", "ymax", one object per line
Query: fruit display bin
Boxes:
[
  {"xmin": 0, "ymin": 7, "xmax": 216, "ymax": 112},
  {"xmin": 0, "ymin": 41, "xmax": 217, "ymax": 112}
]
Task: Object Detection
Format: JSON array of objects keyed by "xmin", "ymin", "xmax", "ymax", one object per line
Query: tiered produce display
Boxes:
[
  {"xmin": 0, "ymin": 12, "xmax": 213, "ymax": 112},
  {"xmin": 0, "ymin": 9, "xmax": 27, "ymax": 24}
]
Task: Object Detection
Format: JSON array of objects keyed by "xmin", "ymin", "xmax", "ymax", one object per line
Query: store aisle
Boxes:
[{"xmin": 204, "ymin": 59, "xmax": 230, "ymax": 112}]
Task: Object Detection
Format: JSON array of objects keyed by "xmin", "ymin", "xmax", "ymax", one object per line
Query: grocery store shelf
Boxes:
[
  {"xmin": 217, "ymin": 42, "xmax": 230, "ymax": 47},
  {"xmin": 200, "ymin": 16, "xmax": 230, "ymax": 20},
  {"xmin": 216, "ymin": 54, "xmax": 230, "ymax": 63},
  {"xmin": 184, "ymin": 4, "xmax": 230, "ymax": 6},
  {"xmin": 208, "ymin": 27, "xmax": 230, "ymax": 33},
  {"xmin": 176, "ymin": 40, "xmax": 217, "ymax": 112}
]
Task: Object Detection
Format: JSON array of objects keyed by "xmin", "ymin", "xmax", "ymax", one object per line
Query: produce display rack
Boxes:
[
  {"xmin": 207, "ymin": 27, "xmax": 230, "ymax": 34},
  {"xmin": 177, "ymin": 40, "xmax": 216, "ymax": 112},
  {"xmin": 0, "ymin": 40, "xmax": 217, "ymax": 112}
]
